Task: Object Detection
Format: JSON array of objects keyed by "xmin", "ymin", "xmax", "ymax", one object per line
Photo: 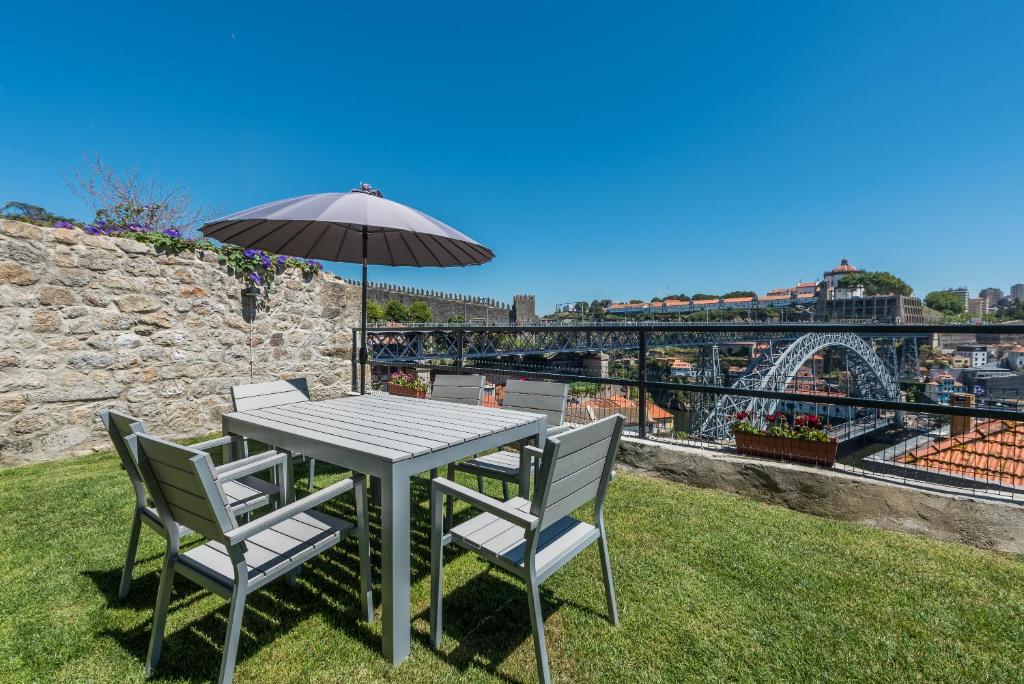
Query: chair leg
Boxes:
[
  {"xmin": 355, "ymin": 476, "xmax": 375, "ymax": 622},
  {"xmin": 598, "ymin": 524, "xmax": 619, "ymax": 626},
  {"xmin": 144, "ymin": 553, "xmax": 176, "ymax": 678},
  {"xmin": 526, "ymin": 576, "xmax": 551, "ymax": 684},
  {"xmin": 218, "ymin": 584, "xmax": 248, "ymax": 684},
  {"xmin": 429, "ymin": 485, "xmax": 444, "ymax": 649},
  {"xmin": 306, "ymin": 457, "xmax": 316, "ymax": 492},
  {"xmin": 118, "ymin": 508, "xmax": 144, "ymax": 601},
  {"xmin": 501, "ymin": 480, "xmax": 510, "ymax": 501}
]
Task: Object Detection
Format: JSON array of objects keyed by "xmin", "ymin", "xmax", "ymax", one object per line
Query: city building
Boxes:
[
  {"xmin": 943, "ymin": 287, "xmax": 971, "ymax": 309},
  {"xmin": 815, "ymin": 293, "xmax": 927, "ymax": 324},
  {"xmin": 1008, "ymin": 345, "xmax": 1024, "ymax": 371},
  {"xmin": 923, "ymin": 374, "xmax": 964, "ymax": 404},
  {"xmin": 979, "ymin": 288, "xmax": 1004, "ymax": 308},
  {"xmin": 822, "ymin": 258, "xmax": 858, "ymax": 290},
  {"xmin": 669, "ymin": 360, "xmax": 696, "ymax": 377},
  {"xmin": 954, "ymin": 344, "xmax": 990, "ymax": 368},
  {"xmin": 603, "ymin": 257, "xmax": 926, "ymax": 322},
  {"xmin": 967, "ymin": 297, "xmax": 988, "ymax": 317},
  {"xmin": 1012, "ymin": 283, "xmax": 1024, "ymax": 301}
]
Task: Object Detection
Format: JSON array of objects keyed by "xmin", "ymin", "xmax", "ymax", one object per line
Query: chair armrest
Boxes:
[
  {"xmin": 191, "ymin": 435, "xmax": 239, "ymax": 451},
  {"xmin": 215, "ymin": 450, "xmax": 289, "ymax": 482},
  {"xmin": 225, "ymin": 475, "xmax": 362, "ymax": 545},
  {"xmin": 431, "ymin": 477, "xmax": 538, "ymax": 530}
]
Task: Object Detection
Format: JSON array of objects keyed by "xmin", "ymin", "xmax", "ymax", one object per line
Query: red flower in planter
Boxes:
[{"xmin": 736, "ymin": 411, "xmax": 749, "ymax": 421}]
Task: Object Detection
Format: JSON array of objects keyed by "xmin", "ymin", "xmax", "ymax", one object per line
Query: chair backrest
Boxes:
[
  {"xmin": 430, "ymin": 374, "xmax": 485, "ymax": 405},
  {"xmin": 134, "ymin": 433, "xmax": 235, "ymax": 543},
  {"xmin": 98, "ymin": 409, "xmax": 150, "ymax": 507},
  {"xmin": 530, "ymin": 414, "xmax": 625, "ymax": 530},
  {"xmin": 231, "ymin": 377, "xmax": 310, "ymax": 412},
  {"xmin": 501, "ymin": 380, "xmax": 568, "ymax": 427}
]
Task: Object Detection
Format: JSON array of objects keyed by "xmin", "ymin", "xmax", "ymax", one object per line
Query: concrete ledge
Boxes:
[{"xmin": 617, "ymin": 437, "xmax": 1024, "ymax": 555}]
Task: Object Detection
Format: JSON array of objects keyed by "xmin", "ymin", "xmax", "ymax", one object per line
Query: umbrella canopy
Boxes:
[
  {"xmin": 201, "ymin": 185, "xmax": 494, "ymax": 393},
  {"xmin": 201, "ymin": 188, "xmax": 493, "ymax": 266}
]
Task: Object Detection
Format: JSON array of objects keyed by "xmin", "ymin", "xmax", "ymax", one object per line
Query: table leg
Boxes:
[{"xmin": 380, "ymin": 467, "xmax": 411, "ymax": 665}]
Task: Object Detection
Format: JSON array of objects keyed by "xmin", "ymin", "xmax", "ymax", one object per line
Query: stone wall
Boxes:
[
  {"xmin": 618, "ymin": 437, "xmax": 1024, "ymax": 555},
  {"xmin": 0, "ymin": 219, "xmax": 359, "ymax": 467}
]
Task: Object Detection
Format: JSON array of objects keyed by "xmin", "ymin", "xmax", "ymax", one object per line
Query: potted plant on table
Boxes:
[
  {"xmin": 387, "ymin": 370, "xmax": 429, "ymax": 399},
  {"xmin": 731, "ymin": 411, "xmax": 838, "ymax": 467}
]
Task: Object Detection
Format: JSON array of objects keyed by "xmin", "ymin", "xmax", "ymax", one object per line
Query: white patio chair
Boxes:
[
  {"xmin": 135, "ymin": 433, "xmax": 374, "ymax": 684},
  {"xmin": 231, "ymin": 378, "xmax": 320, "ymax": 491},
  {"xmin": 450, "ymin": 379, "xmax": 571, "ymax": 500},
  {"xmin": 98, "ymin": 409, "xmax": 286, "ymax": 601},
  {"xmin": 429, "ymin": 414, "xmax": 625, "ymax": 684}
]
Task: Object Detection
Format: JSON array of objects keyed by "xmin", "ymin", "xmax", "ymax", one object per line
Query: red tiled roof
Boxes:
[
  {"xmin": 723, "ymin": 296, "xmax": 754, "ymax": 303},
  {"xmin": 692, "ymin": 298, "xmax": 718, "ymax": 305},
  {"xmin": 898, "ymin": 420, "xmax": 1024, "ymax": 487},
  {"xmin": 580, "ymin": 396, "xmax": 673, "ymax": 422}
]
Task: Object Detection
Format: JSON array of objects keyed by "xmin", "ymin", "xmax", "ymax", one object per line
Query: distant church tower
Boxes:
[{"xmin": 511, "ymin": 294, "xmax": 538, "ymax": 324}]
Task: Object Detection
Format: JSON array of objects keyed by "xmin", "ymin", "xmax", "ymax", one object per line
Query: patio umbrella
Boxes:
[{"xmin": 201, "ymin": 184, "xmax": 494, "ymax": 392}]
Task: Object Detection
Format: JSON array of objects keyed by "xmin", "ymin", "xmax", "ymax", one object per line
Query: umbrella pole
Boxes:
[{"xmin": 360, "ymin": 226, "xmax": 368, "ymax": 394}]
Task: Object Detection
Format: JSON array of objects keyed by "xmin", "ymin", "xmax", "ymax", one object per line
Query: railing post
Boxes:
[
  {"xmin": 638, "ymin": 329, "xmax": 648, "ymax": 439},
  {"xmin": 456, "ymin": 329, "xmax": 465, "ymax": 371}
]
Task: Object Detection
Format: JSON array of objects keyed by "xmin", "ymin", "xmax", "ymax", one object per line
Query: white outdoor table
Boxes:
[{"xmin": 220, "ymin": 392, "xmax": 547, "ymax": 665}]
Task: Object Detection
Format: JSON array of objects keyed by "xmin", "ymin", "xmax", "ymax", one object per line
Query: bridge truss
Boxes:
[{"xmin": 694, "ymin": 332, "xmax": 902, "ymax": 439}]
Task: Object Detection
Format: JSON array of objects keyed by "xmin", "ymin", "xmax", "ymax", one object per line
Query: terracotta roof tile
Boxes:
[{"xmin": 898, "ymin": 420, "xmax": 1024, "ymax": 487}]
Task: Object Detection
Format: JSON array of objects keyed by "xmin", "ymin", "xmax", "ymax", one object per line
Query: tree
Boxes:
[
  {"xmin": 692, "ymin": 293, "xmax": 718, "ymax": 300},
  {"xmin": 406, "ymin": 301, "xmax": 433, "ymax": 323},
  {"xmin": 924, "ymin": 291, "xmax": 965, "ymax": 315},
  {"xmin": 840, "ymin": 271, "xmax": 912, "ymax": 296},
  {"xmin": 68, "ymin": 154, "xmax": 209, "ymax": 234},
  {"xmin": 650, "ymin": 297, "xmax": 663, "ymax": 302},
  {"xmin": 384, "ymin": 300, "xmax": 409, "ymax": 322},
  {"xmin": 722, "ymin": 290, "xmax": 756, "ymax": 299},
  {"xmin": 628, "ymin": 299, "xmax": 643, "ymax": 304},
  {"xmin": 366, "ymin": 301, "xmax": 386, "ymax": 324},
  {"xmin": 1, "ymin": 201, "xmax": 77, "ymax": 227}
]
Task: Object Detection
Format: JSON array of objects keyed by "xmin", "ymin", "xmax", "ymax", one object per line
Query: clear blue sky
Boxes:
[{"xmin": 3, "ymin": 2, "xmax": 1023, "ymax": 313}]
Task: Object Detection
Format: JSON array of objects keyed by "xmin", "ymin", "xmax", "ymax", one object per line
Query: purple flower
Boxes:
[
  {"xmin": 259, "ymin": 253, "xmax": 272, "ymax": 268},
  {"xmin": 54, "ymin": 220, "xmax": 74, "ymax": 229},
  {"xmin": 84, "ymin": 224, "xmax": 102, "ymax": 235},
  {"xmin": 243, "ymin": 248, "xmax": 259, "ymax": 259},
  {"xmin": 248, "ymin": 272, "xmax": 262, "ymax": 285},
  {"xmin": 162, "ymin": 228, "xmax": 182, "ymax": 239},
  {"xmin": 276, "ymin": 255, "xmax": 288, "ymax": 266},
  {"xmin": 304, "ymin": 259, "xmax": 323, "ymax": 270}
]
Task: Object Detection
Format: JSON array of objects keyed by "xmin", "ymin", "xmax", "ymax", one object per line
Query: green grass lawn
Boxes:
[{"xmin": 1, "ymin": 444, "xmax": 1023, "ymax": 683}]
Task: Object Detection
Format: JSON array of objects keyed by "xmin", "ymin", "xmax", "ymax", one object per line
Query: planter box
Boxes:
[
  {"xmin": 734, "ymin": 431, "xmax": 838, "ymax": 468},
  {"xmin": 388, "ymin": 383, "xmax": 427, "ymax": 399}
]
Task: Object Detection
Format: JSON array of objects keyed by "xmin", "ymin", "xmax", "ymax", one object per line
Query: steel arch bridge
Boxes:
[{"xmin": 695, "ymin": 332, "xmax": 901, "ymax": 439}]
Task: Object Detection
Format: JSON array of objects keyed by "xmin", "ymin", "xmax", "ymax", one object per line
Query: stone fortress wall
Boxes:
[
  {"xmin": 0, "ymin": 220, "xmax": 359, "ymax": 466},
  {"xmin": 343, "ymin": 278, "xmax": 512, "ymax": 324}
]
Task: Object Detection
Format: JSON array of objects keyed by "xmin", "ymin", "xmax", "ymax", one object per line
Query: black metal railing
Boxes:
[{"xmin": 353, "ymin": 322, "xmax": 1024, "ymax": 502}]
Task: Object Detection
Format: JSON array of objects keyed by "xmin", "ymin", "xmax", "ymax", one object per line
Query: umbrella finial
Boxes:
[{"xmin": 352, "ymin": 182, "xmax": 383, "ymax": 198}]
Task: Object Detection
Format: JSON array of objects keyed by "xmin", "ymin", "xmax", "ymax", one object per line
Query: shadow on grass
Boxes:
[
  {"xmin": 411, "ymin": 569, "xmax": 570, "ymax": 684},
  {"xmin": 89, "ymin": 539, "xmax": 382, "ymax": 682},
  {"xmin": 80, "ymin": 464, "xmax": 557, "ymax": 681}
]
